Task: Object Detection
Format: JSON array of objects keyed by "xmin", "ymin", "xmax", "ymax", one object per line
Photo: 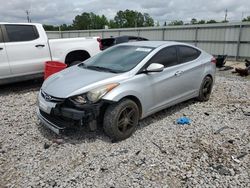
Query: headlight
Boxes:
[
  {"xmin": 70, "ymin": 83, "xmax": 119, "ymax": 104},
  {"xmin": 87, "ymin": 83, "xmax": 119, "ymax": 103},
  {"xmin": 71, "ymin": 95, "xmax": 88, "ymax": 104}
]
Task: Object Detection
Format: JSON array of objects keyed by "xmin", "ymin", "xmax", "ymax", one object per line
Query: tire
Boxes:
[
  {"xmin": 197, "ymin": 76, "xmax": 213, "ymax": 102},
  {"xmin": 103, "ymin": 99, "xmax": 139, "ymax": 141}
]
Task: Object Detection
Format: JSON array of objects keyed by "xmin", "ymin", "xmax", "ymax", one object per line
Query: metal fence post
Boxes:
[
  {"xmin": 236, "ymin": 24, "xmax": 243, "ymax": 61},
  {"xmin": 194, "ymin": 27, "xmax": 198, "ymax": 46},
  {"xmin": 162, "ymin": 28, "xmax": 165, "ymax": 40}
]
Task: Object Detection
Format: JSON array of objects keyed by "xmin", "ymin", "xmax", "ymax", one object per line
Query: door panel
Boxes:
[
  {"xmin": 0, "ymin": 43, "xmax": 11, "ymax": 78},
  {"xmin": 0, "ymin": 26, "xmax": 11, "ymax": 79},
  {"xmin": 176, "ymin": 45, "xmax": 204, "ymax": 96},
  {"xmin": 3, "ymin": 24, "xmax": 51, "ymax": 76}
]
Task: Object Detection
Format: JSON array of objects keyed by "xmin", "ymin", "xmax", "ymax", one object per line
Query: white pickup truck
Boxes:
[{"xmin": 0, "ymin": 23, "xmax": 101, "ymax": 84}]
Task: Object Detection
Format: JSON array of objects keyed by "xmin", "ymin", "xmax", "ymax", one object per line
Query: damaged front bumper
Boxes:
[{"xmin": 37, "ymin": 90, "xmax": 109, "ymax": 134}]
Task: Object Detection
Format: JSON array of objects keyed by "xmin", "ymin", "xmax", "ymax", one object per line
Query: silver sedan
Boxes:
[{"xmin": 37, "ymin": 41, "xmax": 216, "ymax": 141}]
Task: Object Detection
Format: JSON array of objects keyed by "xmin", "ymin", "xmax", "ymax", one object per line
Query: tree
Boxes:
[
  {"xmin": 43, "ymin": 10, "xmax": 154, "ymax": 30},
  {"xmin": 197, "ymin": 20, "xmax": 206, "ymax": 24},
  {"xmin": 206, "ymin": 20, "xmax": 217, "ymax": 24},
  {"xmin": 43, "ymin": 24, "xmax": 59, "ymax": 31},
  {"xmin": 242, "ymin": 16, "xmax": 250, "ymax": 22},
  {"xmin": 72, "ymin": 12, "xmax": 108, "ymax": 30},
  {"xmin": 143, "ymin": 13, "xmax": 154, "ymax": 27},
  {"xmin": 59, "ymin": 24, "xmax": 74, "ymax": 31},
  {"xmin": 168, "ymin": 20, "xmax": 184, "ymax": 26},
  {"xmin": 113, "ymin": 9, "xmax": 154, "ymax": 28},
  {"xmin": 190, "ymin": 18, "xmax": 197, "ymax": 25},
  {"xmin": 108, "ymin": 20, "xmax": 118, "ymax": 28}
]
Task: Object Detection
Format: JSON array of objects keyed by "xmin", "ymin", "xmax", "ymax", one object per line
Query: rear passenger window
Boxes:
[
  {"xmin": 5, "ymin": 25, "xmax": 39, "ymax": 42},
  {"xmin": 178, "ymin": 46, "xmax": 201, "ymax": 63},
  {"xmin": 148, "ymin": 46, "xmax": 178, "ymax": 67}
]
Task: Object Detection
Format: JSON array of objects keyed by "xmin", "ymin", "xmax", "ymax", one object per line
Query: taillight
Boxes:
[
  {"xmin": 97, "ymin": 37, "xmax": 103, "ymax": 50},
  {"xmin": 211, "ymin": 57, "xmax": 217, "ymax": 64}
]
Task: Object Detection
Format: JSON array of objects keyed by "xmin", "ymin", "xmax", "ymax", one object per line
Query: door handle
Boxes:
[
  {"xmin": 174, "ymin": 71, "xmax": 183, "ymax": 76},
  {"xmin": 35, "ymin": 44, "xmax": 45, "ymax": 48},
  {"xmin": 0, "ymin": 47, "xmax": 3, "ymax": 50}
]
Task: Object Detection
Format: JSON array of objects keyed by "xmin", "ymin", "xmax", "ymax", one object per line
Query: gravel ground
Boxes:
[{"xmin": 0, "ymin": 72, "xmax": 249, "ymax": 188}]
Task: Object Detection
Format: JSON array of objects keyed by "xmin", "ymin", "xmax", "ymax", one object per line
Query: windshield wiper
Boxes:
[{"xmin": 86, "ymin": 65, "xmax": 120, "ymax": 73}]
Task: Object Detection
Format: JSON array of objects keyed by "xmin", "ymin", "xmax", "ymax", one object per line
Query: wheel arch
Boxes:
[
  {"xmin": 65, "ymin": 50, "xmax": 91, "ymax": 66},
  {"xmin": 118, "ymin": 95, "xmax": 143, "ymax": 118},
  {"xmin": 205, "ymin": 74, "xmax": 213, "ymax": 81}
]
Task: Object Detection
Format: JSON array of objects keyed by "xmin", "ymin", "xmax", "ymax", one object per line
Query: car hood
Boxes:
[{"xmin": 42, "ymin": 65, "xmax": 123, "ymax": 98}]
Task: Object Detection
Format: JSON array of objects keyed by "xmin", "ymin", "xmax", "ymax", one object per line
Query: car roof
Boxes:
[{"xmin": 118, "ymin": 41, "xmax": 188, "ymax": 48}]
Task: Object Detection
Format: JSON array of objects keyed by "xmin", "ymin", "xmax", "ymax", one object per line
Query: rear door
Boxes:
[
  {"xmin": 0, "ymin": 25, "xmax": 11, "ymax": 79},
  {"xmin": 3, "ymin": 24, "xmax": 51, "ymax": 76},
  {"xmin": 175, "ymin": 45, "xmax": 203, "ymax": 96}
]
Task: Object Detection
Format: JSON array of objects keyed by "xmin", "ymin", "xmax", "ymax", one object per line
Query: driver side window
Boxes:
[{"xmin": 148, "ymin": 46, "xmax": 178, "ymax": 68}]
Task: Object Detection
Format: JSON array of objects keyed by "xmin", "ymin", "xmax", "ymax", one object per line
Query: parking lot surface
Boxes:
[{"xmin": 0, "ymin": 72, "xmax": 249, "ymax": 187}]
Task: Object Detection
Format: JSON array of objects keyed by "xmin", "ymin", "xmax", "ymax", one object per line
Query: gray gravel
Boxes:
[{"xmin": 0, "ymin": 73, "xmax": 249, "ymax": 188}]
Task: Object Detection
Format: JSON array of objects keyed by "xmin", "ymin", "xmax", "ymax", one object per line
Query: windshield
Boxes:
[{"xmin": 79, "ymin": 45, "xmax": 154, "ymax": 73}]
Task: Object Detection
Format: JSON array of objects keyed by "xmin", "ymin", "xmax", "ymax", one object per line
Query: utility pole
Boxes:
[
  {"xmin": 224, "ymin": 9, "xmax": 228, "ymax": 22},
  {"xmin": 26, "ymin": 10, "xmax": 31, "ymax": 23}
]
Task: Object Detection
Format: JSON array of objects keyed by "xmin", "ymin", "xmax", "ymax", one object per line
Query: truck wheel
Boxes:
[
  {"xmin": 197, "ymin": 76, "xmax": 213, "ymax": 102},
  {"xmin": 103, "ymin": 99, "xmax": 139, "ymax": 141}
]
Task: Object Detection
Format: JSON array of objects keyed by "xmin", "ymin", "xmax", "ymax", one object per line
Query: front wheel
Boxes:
[
  {"xmin": 103, "ymin": 99, "xmax": 139, "ymax": 141},
  {"xmin": 197, "ymin": 76, "xmax": 213, "ymax": 102}
]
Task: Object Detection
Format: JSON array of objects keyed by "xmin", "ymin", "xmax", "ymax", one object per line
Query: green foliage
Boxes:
[
  {"xmin": 108, "ymin": 20, "xmax": 119, "ymax": 29},
  {"xmin": 72, "ymin": 12, "xmax": 108, "ymax": 30},
  {"xmin": 113, "ymin": 9, "xmax": 154, "ymax": 28},
  {"xmin": 45, "ymin": 10, "xmax": 247, "ymax": 31},
  {"xmin": 197, "ymin": 20, "xmax": 206, "ymax": 24},
  {"xmin": 206, "ymin": 20, "xmax": 217, "ymax": 24},
  {"xmin": 43, "ymin": 24, "xmax": 74, "ymax": 31},
  {"xmin": 242, "ymin": 16, "xmax": 250, "ymax": 22},
  {"xmin": 168, "ymin": 20, "xmax": 184, "ymax": 26},
  {"xmin": 190, "ymin": 18, "xmax": 197, "ymax": 25},
  {"xmin": 60, "ymin": 24, "xmax": 74, "ymax": 31},
  {"xmin": 43, "ymin": 24, "xmax": 59, "ymax": 31},
  {"xmin": 43, "ymin": 10, "xmax": 154, "ymax": 30}
]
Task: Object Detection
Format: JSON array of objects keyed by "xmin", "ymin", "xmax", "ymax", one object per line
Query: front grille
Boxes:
[{"xmin": 41, "ymin": 90, "xmax": 64, "ymax": 103}]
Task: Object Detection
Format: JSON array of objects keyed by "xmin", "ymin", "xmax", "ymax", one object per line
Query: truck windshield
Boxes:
[{"xmin": 79, "ymin": 45, "xmax": 154, "ymax": 73}]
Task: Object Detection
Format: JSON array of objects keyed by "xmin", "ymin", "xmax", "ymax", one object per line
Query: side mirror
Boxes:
[{"xmin": 146, "ymin": 63, "xmax": 164, "ymax": 73}]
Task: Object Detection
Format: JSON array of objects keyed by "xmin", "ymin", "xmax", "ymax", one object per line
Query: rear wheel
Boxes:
[
  {"xmin": 103, "ymin": 99, "xmax": 139, "ymax": 141},
  {"xmin": 197, "ymin": 76, "xmax": 213, "ymax": 101}
]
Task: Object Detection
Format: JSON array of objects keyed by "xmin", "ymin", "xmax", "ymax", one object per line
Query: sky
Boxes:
[{"xmin": 0, "ymin": 0, "xmax": 249, "ymax": 25}]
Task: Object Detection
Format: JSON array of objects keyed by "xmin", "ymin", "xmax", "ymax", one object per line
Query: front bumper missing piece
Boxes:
[{"xmin": 37, "ymin": 92, "xmax": 109, "ymax": 134}]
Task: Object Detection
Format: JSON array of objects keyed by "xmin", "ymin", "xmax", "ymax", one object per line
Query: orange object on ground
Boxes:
[{"xmin": 44, "ymin": 61, "xmax": 67, "ymax": 80}]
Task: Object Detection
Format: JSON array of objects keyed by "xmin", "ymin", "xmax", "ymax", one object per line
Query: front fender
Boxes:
[
  {"xmin": 103, "ymin": 89, "xmax": 146, "ymax": 118},
  {"xmin": 103, "ymin": 89, "xmax": 142, "ymax": 103}
]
